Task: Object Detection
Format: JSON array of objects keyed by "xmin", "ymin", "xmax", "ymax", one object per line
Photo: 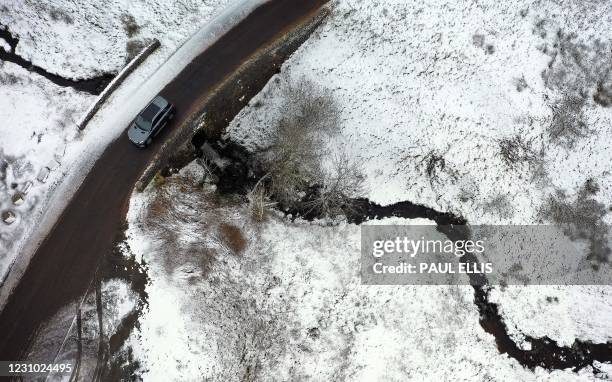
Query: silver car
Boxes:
[{"xmin": 127, "ymin": 96, "xmax": 175, "ymax": 148}]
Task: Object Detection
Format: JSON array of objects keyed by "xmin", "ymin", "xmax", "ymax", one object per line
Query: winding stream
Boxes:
[
  {"xmin": 0, "ymin": 24, "xmax": 114, "ymax": 95},
  {"xmin": 350, "ymin": 198, "xmax": 612, "ymax": 372},
  {"xmin": 200, "ymin": 140, "xmax": 612, "ymax": 372}
]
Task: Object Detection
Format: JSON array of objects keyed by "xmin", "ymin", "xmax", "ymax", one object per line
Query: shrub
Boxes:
[
  {"xmin": 218, "ymin": 223, "xmax": 246, "ymax": 255},
  {"xmin": 49, "ymin": 8, "xmax": 73, "ymax": 24},
  {"xmin": 541, "ymin": 31, "xmax": 612, "ymax": 95},
  {"xmin": 539, "ymin": 179, "xmax": 610, "ymax": 266},
  {"xmin": 594, "ymin": 74, "xmax": 612, "ymax": 107},
  {"xmin": 498, "ymin": 134, "xmax": 540, "ymax": 168},
  {"xmin": 121, "ymin": 14, "xmax": 140, "ymax": 38},
  {"xmin": 547, "ymin": 94, "xmax": 591, "ymax": 147},
  {"xmin": 260, "ymin": 78, "xmax": 363, "ymax": 217},
  {"xmin": 485, "ymin": 194, "xmax": 514, "ymax": 219},
  {"xmin": 412, "ymin": 149, "xmax": 458, "ymax": 187},
  {"xmin": 0, "ymin": 72, "xmax": 20, "ymax": 86},
  {"xmin": 515, "ymin": 75, "xmax": 528, "ymax": 92},
  {"xmin": 301, "ymin": 153, "xmax": 365, "ymax": 218},
  {"xmin": 152, "ymin": 172, "xmax": 166, "ymax": 188},
  {"xmin": 247, "ymin": 175, "xmax": 275, "ymax": 222},
  {"xmin": 125, "ymin": 40, "xmax": 146, "ymax": 63}
]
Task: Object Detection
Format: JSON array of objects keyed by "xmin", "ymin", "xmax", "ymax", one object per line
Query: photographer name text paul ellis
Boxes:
[{"xmin": 372, "ymin": 261, "xmax": 493, "ymax": 274}]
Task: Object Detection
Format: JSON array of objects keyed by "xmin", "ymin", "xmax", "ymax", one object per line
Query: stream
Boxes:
[
  {"xmin": 351, "ymin": 198, "xmax": 612, "ymax": 372},
  {"xmin": 199, "ymin": 142, "xmax": 612, "ymax": 373},
  {"xmin": 0, "ymin": 24, "xmax": 114, "ymax": 95}
]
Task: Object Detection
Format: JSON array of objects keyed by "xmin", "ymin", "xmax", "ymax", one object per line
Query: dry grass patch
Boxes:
[{"xmin": 218, "ymin": 223, "xmax": 247, "ymax": 255}]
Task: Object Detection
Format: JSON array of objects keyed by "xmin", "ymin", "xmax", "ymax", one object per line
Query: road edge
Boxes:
[{"xmin": 135, "ymin": 4, "xmax": 330, "ymax": 192}]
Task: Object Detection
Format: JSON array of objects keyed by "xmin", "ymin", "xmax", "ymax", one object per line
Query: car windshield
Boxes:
[
  {"xmin": 135, "ymin": 103, "xmax": 160, "ymax": 130},
  {"xmin": 135, "ymin": 116, "xmax": 151, "ymax": 130}
]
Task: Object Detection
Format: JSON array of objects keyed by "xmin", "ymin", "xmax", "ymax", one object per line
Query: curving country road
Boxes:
[{"xmin": 0, "ymin": 0, "xmax": 327, "ymax": 362}]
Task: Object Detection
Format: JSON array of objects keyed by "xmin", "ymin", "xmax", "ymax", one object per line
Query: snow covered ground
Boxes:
[
  {"xmin": 123, "ymin": 164, "xmax": 609, "ymax": 381},
  {"xmin": 0, "ymin": 0, "xmax": 233, "ymax": 80},
  {"xmin": 0, "ymin": 61, "xmax": 89, "ymax": 266},
  {"xmin": 3, "ymin": 0, "xmax": 612, "ymax": 379},
  {"xmin": 0, "ymin": 0, "xmax": 271, "ymax": 296},
  {"xmin": 227, "ymin": 0, "xmax": 612, "ymax": 224},
  {"xmin": 226, "ymin": 0, "xmax": 612, "ymax": 355},
  {"xmin": 489, "ymin": 285, "xmax": 612, "ymax": 348}
]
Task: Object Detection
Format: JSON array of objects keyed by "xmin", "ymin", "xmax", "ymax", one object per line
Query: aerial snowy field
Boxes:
[
  {"xmin": 226, "ymin": 0, "xmax": 612, "ymax": 356},
  {"xmin": 122, "ymin": 163, "xmax": 610, "ymax": 380},
  {"xmin": 1, "ymin": 0, "xmax": 612, "ymax": 380},
  {"xmin": 228, "ymin": 0, "xmax": 612, "ymax": 224}
]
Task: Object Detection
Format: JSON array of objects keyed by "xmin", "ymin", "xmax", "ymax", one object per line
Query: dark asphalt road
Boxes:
[{"xmin": 0, "ymin": 0, "xmax": 326, "ymax": 361}]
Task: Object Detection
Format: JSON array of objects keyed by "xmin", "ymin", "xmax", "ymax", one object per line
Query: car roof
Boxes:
[
  {"xmin": 138, "ymin": 96, "xmax": 169, "ymax": 123},
  {"xmin": 140, "ymin": 102, "xmax": 160, "ymax": 122}
]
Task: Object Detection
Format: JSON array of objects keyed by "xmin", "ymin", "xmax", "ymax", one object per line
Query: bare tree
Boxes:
[
  {"xmin": 302, "ymin": 153, "xmax": 365, "ymax": 218},
  {"xmin": 266, "ymin": 115, "xmax": 323, "ymax": 206},
  {"xmin": 258, "ymin": 78, "xmax": 364, "ymax": 217}
]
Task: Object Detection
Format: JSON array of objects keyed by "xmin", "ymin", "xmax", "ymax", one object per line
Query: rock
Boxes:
[
  {"xmin": 37, "ymin": 167, "xmax": 50, "ymax": 183},
  {"xmin": 2, "ymin": 210, "xmax": 16, "ymax": 225},
  {"xmin": 54, "ymin": 143, "xmax": 67, "ymax": 161},
  {"xmin": 11, "ymin": 193, "xmax": 24, "ymax": 206}
]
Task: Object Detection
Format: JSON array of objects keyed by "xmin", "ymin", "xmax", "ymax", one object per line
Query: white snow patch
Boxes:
[
  {"xmin": 0, "ymin": 37, "xmax": 10, "ymax": 52},
  {"xmin": 101, "ymin": 278, "xmax": 138, "ymax": 335},
  {"xmin": 489, "ymin": 286, "xmax": 612, "ymax": 347},
  {"xmin": 0, "ymin": 0, "xmax": 233, "ymax": 80}
]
